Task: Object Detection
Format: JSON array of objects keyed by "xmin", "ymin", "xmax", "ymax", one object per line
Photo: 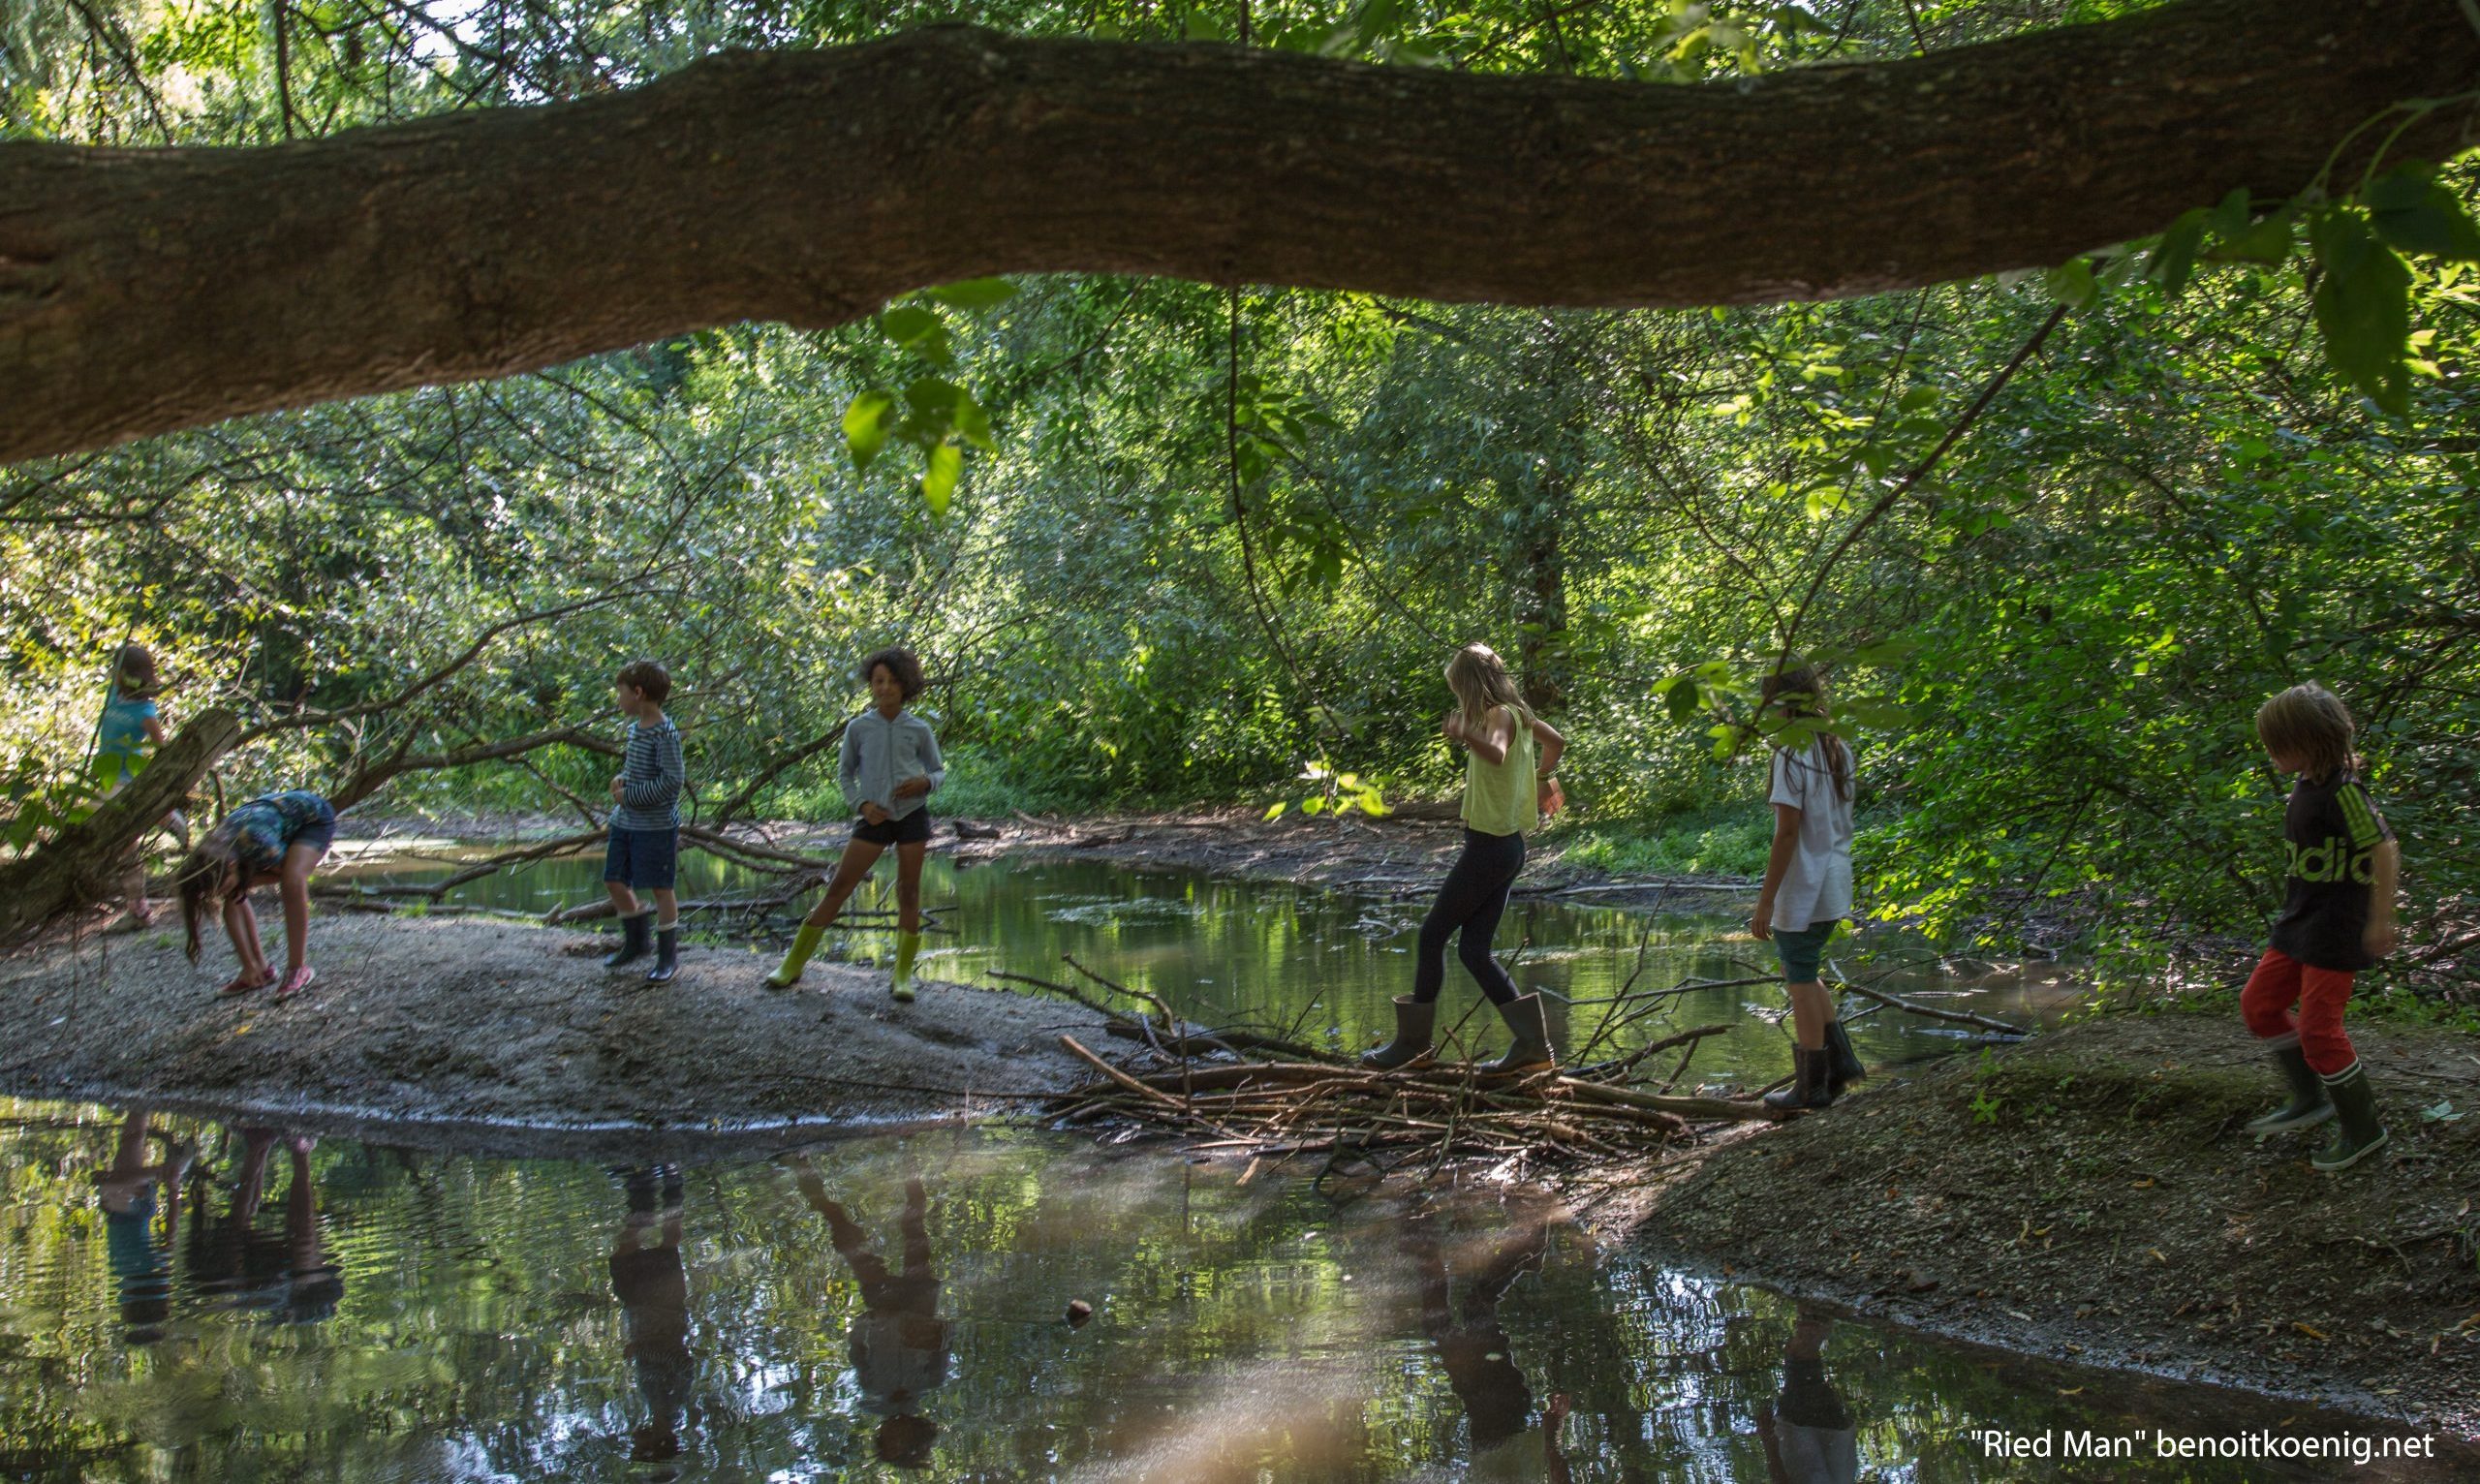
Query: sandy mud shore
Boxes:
[
  {"xmin": 0, "ymin": 913, "xmax": 1110, "ymax": 1163},
  {"xmin": 1575, "ymin": 1012, "xmax": 2480, "ymax": 1438}
]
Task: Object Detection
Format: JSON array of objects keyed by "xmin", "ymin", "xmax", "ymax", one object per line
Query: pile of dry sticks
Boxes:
[{"xmin": 1008, "ymin": 950, "xmax": 2030, "ymax": 1184}]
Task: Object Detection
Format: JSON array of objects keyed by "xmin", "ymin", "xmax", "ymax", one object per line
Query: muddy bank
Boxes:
[
  {"xmin": 1576, "ymin": 1011, "xmax": 2480, "ymax": 1437},
  {"xmin": 0, "ymin": 914, "xmax": 1111, "ymax": 1162}
]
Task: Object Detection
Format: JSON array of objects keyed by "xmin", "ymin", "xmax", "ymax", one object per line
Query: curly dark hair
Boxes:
[
  {"xmin": 615, "ymin": 659, "xmax": 672, "ymax": 705},
  {"xmin": 859, "ymin": 646, "xmax": 925, "ymax": 700}
]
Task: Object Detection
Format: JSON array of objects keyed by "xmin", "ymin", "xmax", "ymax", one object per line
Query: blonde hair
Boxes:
[
  {"xmin": 1758, "ymin": 654, "xmax": 1850, "ymax": 802},
  {"xmin": 2256, "ymin": 683, "xmax": 2361, "ymax": 780},
  {"xmin": 1444, "ymin": 644, "xmax": 1534, "ymax": 741}
]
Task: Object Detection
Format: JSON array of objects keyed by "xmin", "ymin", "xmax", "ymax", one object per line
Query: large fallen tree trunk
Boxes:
[
  {"xmin": 6, "ymin": 1, "xmax": 2477, "ymax": 462},
  {"xmin": 0, "ymin": 708, "xmax": 241, "ymax": 940}
]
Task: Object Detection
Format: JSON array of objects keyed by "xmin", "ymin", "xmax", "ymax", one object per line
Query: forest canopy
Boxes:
[{"xmin": 3, "ymin": 1, "xmax": 2477, "ymax": 994}]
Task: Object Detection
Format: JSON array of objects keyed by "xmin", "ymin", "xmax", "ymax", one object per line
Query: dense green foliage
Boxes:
[{"xmin": 3, "ymin": 1, "xmax": 2476, "ymax": 993}]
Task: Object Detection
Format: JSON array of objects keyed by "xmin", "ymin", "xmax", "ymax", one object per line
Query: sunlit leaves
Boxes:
[{"xmin": 2309, "ymin": 210, "xmax": 2413, "ymax": 416}]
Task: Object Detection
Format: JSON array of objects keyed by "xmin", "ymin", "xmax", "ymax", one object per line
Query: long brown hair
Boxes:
[
  {"xmin": 110, "ymin": 643, "xmax": 160, "ymax": 700},
  {"xmin": 173, "ymin": 822, "xmax": 246, "ymax": 963},
  {"xmin": 1444, "ymin": 644, "xmax": 1535, "ymax": 744},
  {"xmin": 1759, "ymin": 655, "xmax": 1851, "ymax": 802}
]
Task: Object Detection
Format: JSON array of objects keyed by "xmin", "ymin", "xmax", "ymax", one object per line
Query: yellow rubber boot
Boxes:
[
  {"xmin": 765, "ymin": 923, "xmax": 825, "ymax": 989},
  {"xmin": 891, "ymin": 931, "xmax": 921, "ymax": 1003}
]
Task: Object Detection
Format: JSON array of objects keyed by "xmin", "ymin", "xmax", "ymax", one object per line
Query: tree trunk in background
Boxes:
[
  {"xmin": 0, "ymin": 709, "xmax": 241, "ymax": 942},
  {"xmin": 5, "ymin": 1, "xmax": 2477, "ymax": 462},
  {"xmin": 1516, "ymin": 468, "xmax": 1569, "ymax": 717}
]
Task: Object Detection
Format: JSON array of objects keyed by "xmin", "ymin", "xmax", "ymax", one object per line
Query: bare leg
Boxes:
[
  {"xmin": 605, "ymin": 881, "xmax": 642, "ymax": 917},
  {"xmin": 1786, "ymin": 981, "xmax": 1833, "ymax": 1051},
  {"xmin": 894, "ymin": 843, "xmax": 927, "ymax": 935},
  {"xmin": 649, "ymin": 886, "xmax": 678, "ymax": 926},
  {"xmin": 801, "ymin": 838, "xmax": 889, "ymax": 929},
  {"xmin": 278, "ymin": 842, "xmax": 319, "ymax": 974},
  {"xmin": 226, "ymin": 897, "xmax": 269, "ymax": 982}
]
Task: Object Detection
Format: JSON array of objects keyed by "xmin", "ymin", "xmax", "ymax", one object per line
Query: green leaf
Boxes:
[
  {"xmin": 1837, "ymin": 696, "xmax": 1913, "ymax": 728},
  {"xmin": 2042, "ymin": 259, "xmax": 2098, "ymax": 309},
  {"xmin": 843, "ymin": 389, "xmax": 897, "ymax": 472},
  {"xmin": 2206, "ymin": 186, "xmax": 2254, "ymax": 241},
  {"xmin": 951, "ymin": 390, "xmax": 996, "ymax": 452},
  {"xmin": 2366, "ymin": 166, "xmax": 2480, "ymax": 262},
  {"xmin": 2148, "ymin": 208, "xmax": 2209, "ymax": 297},
  {"xmin": 879, "ymin": 304, "xmax": 951, "ymax": 364},
  {"xmin": 1663, "ymin": 677, "xmax": 1702, "ymax": 723},
  {"xmin": 2216, "ymin": 201, "xmax": 2298, "ymax": 265},
  {"xmin": 920, "ymin": 442, "xmax": 963, "ymax": 521},
  {"xmin": 2310, "ymin": 210, "xmax": 2414, "ymax": 416},
  {"xmin": 927, "ymin": 278, "xmax": 1018, "ymax": 311},
  {"xmin": 1263, "ymin": 800, "xmax": 1288, "ymax": 820}
]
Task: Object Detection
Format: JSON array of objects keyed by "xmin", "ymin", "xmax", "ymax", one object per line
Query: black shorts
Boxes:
[{"xmin": 853, "ymin": 810, "xmax": 933, "ymax": 847}]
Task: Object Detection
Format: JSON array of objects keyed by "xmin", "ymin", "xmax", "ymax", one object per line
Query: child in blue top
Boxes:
[
  {"xmin": 91, "ymin": 644, "xmax": 177, "ymax": 922},
  {"xmin": 175, "ymin": 789, "xmax": 336, "ymax": 1001},
  {"xmin": 767, "ymin": 647, "xmax": 944, "ymax": 1002}
]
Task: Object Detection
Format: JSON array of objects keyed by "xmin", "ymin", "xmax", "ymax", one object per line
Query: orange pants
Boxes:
[{"xmin": 2240, "ymin": 948, "xmax": 2358, "ymax": 1075}]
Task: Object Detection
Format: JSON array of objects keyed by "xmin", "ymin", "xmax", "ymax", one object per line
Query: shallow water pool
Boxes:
[{"xmin": 1, "ymin": 1100, "xmax": 2461, "ymax": 1481}]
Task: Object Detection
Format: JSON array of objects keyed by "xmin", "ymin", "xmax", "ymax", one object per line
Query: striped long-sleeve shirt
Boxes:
[{"xmin": 611, "ymin": 717, "xmax": 685, "ymax": 831}]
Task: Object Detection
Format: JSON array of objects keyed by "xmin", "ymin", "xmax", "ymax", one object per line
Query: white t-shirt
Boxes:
[{"xmin": 1767, "ymin": 739, "xmax": 1855, "ymax": 933}]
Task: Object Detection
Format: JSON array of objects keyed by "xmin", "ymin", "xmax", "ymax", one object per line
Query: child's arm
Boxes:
[
  {"xmin": 1460, "ymin": 707, "xmax": 1516, "ymax": 766},
  {"xmin": 2365, "ymin": 838, "xmax": 2401, "ymax": 959},
  {"xmin": 621, "ymin": 727, "xmax": 684, "ymax": 813},
  {"xmin": 894, "ymin": 724, "xmax": 945, "ymax": 800},
  {"xmin": 1751, "ymin": 755, "xmax": 1801, "ymax": 941},
  {"xmin": 839, "ymin": 725, "xmax": 870, "ymax": 811},
  {"xmin": 1530, "ymin": 716, "xmax": 1566, "ymax": 776}
]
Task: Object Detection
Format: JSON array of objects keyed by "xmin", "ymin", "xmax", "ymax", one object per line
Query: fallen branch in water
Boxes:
[{"xmin": 1837, "ymin": 979, "xmax": 2029, "ymax": 1036}]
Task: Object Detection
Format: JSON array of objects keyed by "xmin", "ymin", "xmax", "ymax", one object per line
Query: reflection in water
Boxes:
[
  {"xmin": 96, "ymin": 1106, "xmax": 191, "ymax": 1344},
  {"xmin": 1399, "ymin": 1204, "xmax": 1573, "ymax": 1482},
  {"xmin": 1, "ymin": 1102, "xmax": 2466, "ymax": 1482},
  {"xmin": 1760, "ymin": 1307, "xmax": 1860, "ymax": 1484},
  {"xmin": 790, "ymin": 1155, "xmax": 949, "ymax": 1469},
  {"xmin": 609, "ymin": 1164, "xmax": 692, "ymax": 1469}
]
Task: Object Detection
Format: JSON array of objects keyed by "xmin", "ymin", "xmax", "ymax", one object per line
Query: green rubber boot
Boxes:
[
  {"xmin": 2246, "ymin": 1039, "xmax": 2333, "ymax": 1135},
  {"xmin": 1478, "ymin": 994, "xmax": 1556, "ymax": 1076},
  {"xmin": 2311, "ymin": 1062, "xmax": 2388, "ymax": 1172},
  {"xmin": 1360, "ymin": 996, "xmax": 1437, "ymax": 1071},
  {"xmin": 891, "ymin": 931, "xmax": 921, "ymax": 1003},
  {"xmin": 766, "ymin": 922, "xmax": 825, "ymax": 989}
]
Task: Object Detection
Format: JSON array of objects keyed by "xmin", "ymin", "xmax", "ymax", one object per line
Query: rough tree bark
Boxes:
[
  {"xmin": 0, "ymin": 708, "xmax": 241, "ymax": 941},
  {"xmin": 3, "ymin": 1, "xmax": 2476, "ymax": 464}
]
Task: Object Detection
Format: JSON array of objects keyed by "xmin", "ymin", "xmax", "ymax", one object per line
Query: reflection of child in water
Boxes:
[
  {"xmin": 1757, "ymin": 1307, "xmax": 1860, "ymax": 1484},
  {"xmin": 789, "ymin": 1156, "xmax": 949, "ymax": 1469},
  {"xmin": 180, "ymin": 1126, "xmax": 341, "ymax": 1325},
  {"xmin": 1400, "ymin": 1209, "xmax": 1573, "ymax": 1482},
  {"xmin": 609, "ymin": 1165, "xmax": 693, "ymax": 1467},
  {"xmin": 95, "ymin": 1106, "xmax": 193, "ymax": 1344}
]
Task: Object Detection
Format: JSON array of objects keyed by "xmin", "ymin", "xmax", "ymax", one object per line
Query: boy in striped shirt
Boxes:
[{"xmin": 604, "ymin": 659, "xmax": 687, "ymax": 983}]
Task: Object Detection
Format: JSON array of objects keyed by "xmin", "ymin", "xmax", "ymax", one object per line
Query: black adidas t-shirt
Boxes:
[{"xmin": 2269, "ymin": 771, "xmax": 2394, "ymax": 972}]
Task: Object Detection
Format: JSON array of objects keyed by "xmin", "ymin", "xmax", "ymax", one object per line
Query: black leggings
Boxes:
[{"xmin": 1410, "ymin": 828, "xmax": 1527, "ymax": 1006}]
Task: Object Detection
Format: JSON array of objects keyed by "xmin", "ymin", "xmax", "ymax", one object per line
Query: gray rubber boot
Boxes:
[
  {"xmin": 603, "ymin": 910, "xmax": 652, "ymax": 970},
  {"xmin": 2311, "ymin": 1062, "xmax": 2388, "ymax": 1172},
  {"xmin": 1764, "ymin": 1047, "xmax": 1835, "ymax": 1112},
  {"xmin": 1822, "ymin": 1020, "xmax": 1867, "ymax": 1095},
  {"xmin": 1478, "ymin": 994, "xmax": 1555, "ymax": 1076},
  {"xmin": 645, "ymin": 925, "xmax": 679, "ymax": 984},
  {"xmin": 2246, "ymin": 1040, "xmax": 2334, "ymax": 1135},
  {"xmin": 1360, "ymin": 996, "xmax": 1437, "ymax": 1071}
]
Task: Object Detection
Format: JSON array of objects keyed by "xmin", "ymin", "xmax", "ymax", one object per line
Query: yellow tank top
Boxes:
[{"xmin": 1460, "ymin": 706, "xmax": 1537, "ymax": 837}]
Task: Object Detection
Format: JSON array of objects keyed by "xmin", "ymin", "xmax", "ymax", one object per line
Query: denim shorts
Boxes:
[
  {"xmin": 1774, "ymin": 919, "xmax": 1842, "ymax": 983},
  {"xmin": 604, "ymin": 826, "xmax": 679, "ymax": 890}
]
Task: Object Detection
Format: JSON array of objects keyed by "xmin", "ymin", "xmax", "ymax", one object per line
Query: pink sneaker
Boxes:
[
  {"xmin": 275, "ymin": 965, "xmax": 316, "ymax": 1001},
  {"xmin": 218, "ymin": 969, "xmax": 276, "ymax": 999}
]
